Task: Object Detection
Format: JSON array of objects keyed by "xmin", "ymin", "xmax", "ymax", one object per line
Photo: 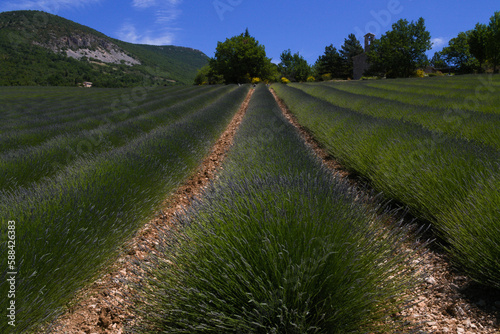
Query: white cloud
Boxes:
[
  {"xmin": 132, "ymin": 0, "xmax": 157, "ymax": 9},
  {"xmin": 117, "ymin": 22, "xmax": 141, "ymax": 44},
  {"xmin": 0, "ymin": 0, "xmax": 99, "ymax": 12},
  {"xmin": 124, "ymin": 0, "xmax": 183, "ymax": 46},
  {"xmin": 431, "ymin": 37, "xmax": 448, "ymax": 48},
  {"xmin": 117, "ymin": 22, "xmax": 175, "ymax": 45},
  {"xmin": 155, "ymin": 8, "xmax": 181, "ymax": 23},
  {"xmin": 131, "ymin": 0, "xmax": 183, "ymax": 24},
  {"xmin": 140, "ymin": 32, "xmax": 175, "ymax": 45}
]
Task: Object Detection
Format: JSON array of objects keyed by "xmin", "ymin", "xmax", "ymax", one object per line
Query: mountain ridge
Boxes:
[{"xmin": 0, "ymin": 10, "xmax": 208, "ymax": 87}]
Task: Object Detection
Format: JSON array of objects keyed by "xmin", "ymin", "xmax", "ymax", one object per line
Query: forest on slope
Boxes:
[{"xmin": 0, "ymin": 10, "xmax": 208, "ymax": 87}]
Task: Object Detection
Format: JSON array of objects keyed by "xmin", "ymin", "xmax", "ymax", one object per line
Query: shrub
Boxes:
[
  {"xmin": 306, "ymin": 76, "xmax": 315, "ymax": 82},
  {"xmin": 429, "ymin": 71, "xmax": 445, "ymax": 77},
  {"xmin": 414, "ymin": 69, "xmax": 426, "ymax": 78},
  {"xmin": 280, "ymin": 77, "xmax": 291, "ymax": 84},
  {"xmin": 251, "ymin": 77, "xmax": 261, "ymax": 84},
  {"xmin": 321, "ymin": 73, "xmax": 332, "ymax": 81},
  {"xmin": 439, "ymin": 173, "xmax": 500, "ymax": 288}
]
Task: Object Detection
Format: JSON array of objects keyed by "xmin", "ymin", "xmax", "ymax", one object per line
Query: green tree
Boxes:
[
  {"xmin": 263, "ymin": 61, "xmax": 281, "ymax": 82},
  {"xmin": 339, "ymin": 34, "xmax": 364, "ymax": 79},
  {"xmin": 468, "ymin": 23, "xmax": 489, "ymax": 71},
  {"xmin": 278, "ymin": 49, "xmax": 311, "ymax": 82},
  {"xmin": 430, "ymin": 52, "xmax": 447, "ymax": 68},
  {"xmin": 314, "ymin": 44, "xmax": 344, "ymax": 79},
  {"xmin": 367, "ymin": 18, "xmax": 432, "ymax": 78},
  {"xmin": 487, "ymin": 11, "xmax": 500, "ymax": 73},
  {"xmin": 194, "ymin": 64, "xmax": 224, "ymax": 85},
  {"xmin": 209, "ymin": 29, "xmax": 273, "ymax": 84},
  {"xmin": 441, "ymin": 32, "xmax": 479, "ymax": 74}
]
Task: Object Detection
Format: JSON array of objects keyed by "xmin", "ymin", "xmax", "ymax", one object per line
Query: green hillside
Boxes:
[{"xmin": 0, "ymin": 10, "xmax": 208, "ymax": 87}]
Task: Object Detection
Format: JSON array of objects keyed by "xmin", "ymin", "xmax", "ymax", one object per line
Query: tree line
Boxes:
[
  {"xmin": 196, "ymin": 10, "xmax": 499, "ymax": 84},
  {"xmin": 432, "ymin": 11, "xmax": 500, "ymax": 74},
  {"xmin": 195, "ymin": 22, "xmax": 431, "ymax": 84},
  {"xmin": 194, "ymin": 29, "xmax": 366, "ymax": 84}
]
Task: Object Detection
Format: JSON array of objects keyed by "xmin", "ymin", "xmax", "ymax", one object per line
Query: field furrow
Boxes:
[
  {"xmin": 135, "ymin": 85, "xmax": 419, "ymax": 333},
  {"xmin": 329, "ymin": 75, "xmax": 500, "ymax": 114},
  {"xmin": 292, "ymin": 82, "xmax": 500, "ymax": 149},
  {"xmin": 0, "ymin": 85, "xmax": 194, "ymax": 132},
  {"xmin": 0, "ymin": 85, "xmax": 236, "ymax": 188},
  {"xmin": 0, "ymin": 84, "xmax": 250, "ymax": 333},
  {"xmin": 0, "ymin": 85, "xmax": 224, "ymax": 152},
  {"xmin": 273, "ymin": 80, "xmax": 500, "ymax": 291},
  {"xmin": 1, "ymin": 75, "xmax": 498, "ymax": 333}
]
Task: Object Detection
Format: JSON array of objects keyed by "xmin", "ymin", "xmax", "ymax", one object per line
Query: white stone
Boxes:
[{"xmin": 425, "ymin": 276, "xmax": 437, "ymax": 284}]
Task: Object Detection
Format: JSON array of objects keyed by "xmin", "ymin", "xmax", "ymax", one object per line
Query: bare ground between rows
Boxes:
[
  {"xmin": 41, "ymin": 88, "xmax": 254, "ymax": 334},
  {"xmin": 270, "ymin": 87, "xmax": 500, "ymax": 334}
]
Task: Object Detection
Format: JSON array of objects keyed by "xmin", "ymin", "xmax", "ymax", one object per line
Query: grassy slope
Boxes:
[
  {"xmin": 0, "ymin": 10, "xmax": 208, "ymax": 86},
  {"xmin": 116, "ymin": 42, "xmax": 209, "ymax": 85}
]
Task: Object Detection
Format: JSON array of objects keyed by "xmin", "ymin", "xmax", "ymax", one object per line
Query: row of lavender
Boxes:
[
  {"xmin": 0, "ymin": 84, "xmax": 249, "ymax": 332},
  {"xmin": 135, "ymin": 85, "xmax": 420, "ymax": 333},
  {"xmin": 274, "ymin": 75, "xmax": 500, "ymax": 290}
]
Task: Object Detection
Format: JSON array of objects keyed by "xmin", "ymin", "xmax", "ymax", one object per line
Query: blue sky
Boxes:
[{"xmin": 0, "ymin": 0, "xmax": 498, "ymax": 64}]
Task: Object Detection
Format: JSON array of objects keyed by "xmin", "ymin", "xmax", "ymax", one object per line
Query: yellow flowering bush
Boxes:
[
  {"xmin": 415, "ymin": 69, "xmax": 425, "ymax": 78},
  {"xmin": 321, "ymin": 73, "xmax": 332, "ymax": 81}
]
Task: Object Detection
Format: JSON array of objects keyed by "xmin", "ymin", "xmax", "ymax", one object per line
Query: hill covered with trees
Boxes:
[{"xmin": 0, "ymin": 10, "xmax": 209, "ymax": 87}]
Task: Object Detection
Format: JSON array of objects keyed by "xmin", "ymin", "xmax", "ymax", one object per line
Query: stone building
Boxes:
[{"xmin": 352, "ymin": 33, "xmax": 375, "ymax": 80}]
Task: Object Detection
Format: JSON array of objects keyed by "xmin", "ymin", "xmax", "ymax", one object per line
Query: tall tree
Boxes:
[
  {"xmin": 441, "ymin": 32, "xmax": 479, "ymax": 74},
  {"xmin": 194, "ymin": 64, "xmax": 224, "ymax": 85},
  {"xmin": 367, "ymin": 18, "xmax": 431, "ymax": 78},
  {"xmin": 487, "ymin": 11, "xmax": 500, "ymax": 73},
  {"xmin": 430, "ymin": 52, "xmax": 447, "ymax": 68},
  {"xmin": 209, "ymin": 29, "xmax": 273, "ymax": 83},
  {"xmin": 314, "ymin": 44, "xmax": 344, "ymax": 79},
  {"xmin": 468, "ymin": 23, "xmax": 489, "ymax": 72},
  {"xmin": 339, "ymin": 34, "xmax": 364, "ymax": 79},
  {"xmin": 278, "ymin": 49, "xmax": 311, "ymax": 82}
]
